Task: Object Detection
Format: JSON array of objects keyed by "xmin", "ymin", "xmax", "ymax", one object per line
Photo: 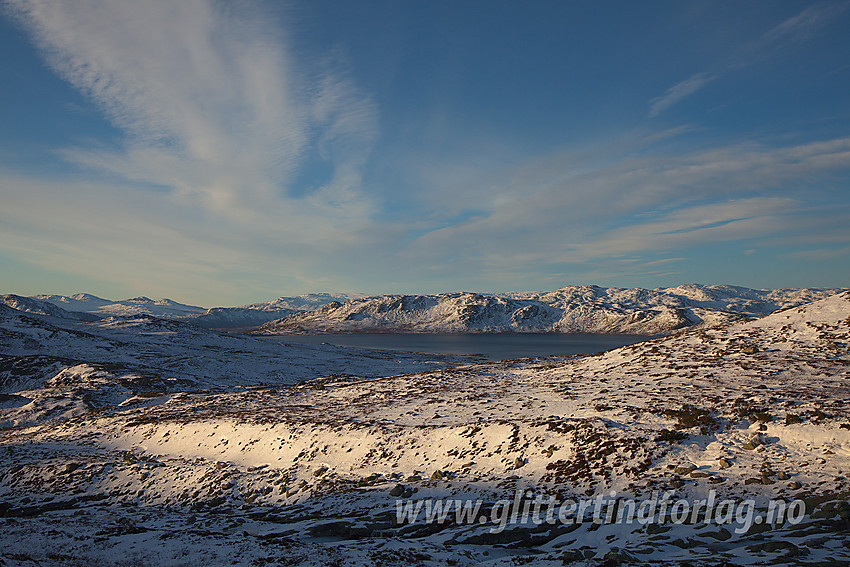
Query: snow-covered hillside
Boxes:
[
  {"xmin": 191, "ymin": 294, "xmax": 365, "ymax": 328},
  {"xmin": 26, "ymin": 286, "xmax": 842, "ymax": 333},
  {"xmin": 0, "ymin": 301, "xmax": 474, "ymax": 427},
  {"xmin": 0, "ymin": 291, "xmax": 848, "ymax": 565},
  {"xmin": 33, "ymin": 292, "xmax": 207, "ymax": 319},
  {"xmin": 31, "ymin": 292, "xmax": 363, "ymax": 328},
  {"xmin": 190, "ymin": 305, "xmax": 298, "ymax": 328},
  {"xmin": 256, "ymin": 284, "xmax": 844, "ymax": 335},
  {"xmin": 1, "ymin": 294, "xmax": 100, "ymax": 321}
]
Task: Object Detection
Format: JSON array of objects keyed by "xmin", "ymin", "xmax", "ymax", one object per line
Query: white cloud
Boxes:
[
  {"xmin": 649, "ymin": 72, "xmax": 717, "ymax": 118},
  {"xmin": 782, "ymin": 245, "xmax": 850, "ymax": 261},
  {"xmin": 1, "ymin": 2, "xmax": 849, "ymax": 299},
  {"xmin": 396, "ymin": 137, "xmax": 850, "ymax": 286},
  {"xmin": 757, "ymin": 2, "xmax": 850, "ymax": 47},
  {"xmin": 0, "ymin": 0, "xmax": 388, "ymax": 300},
  {"xmin": 5, "ymin": 0, "xmax": 378, "ymax": 221},
  {"xmin": 649, "ymin": 2, "xmax": 848, "ymax": 116}
]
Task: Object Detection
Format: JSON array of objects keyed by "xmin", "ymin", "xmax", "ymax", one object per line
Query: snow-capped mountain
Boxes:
[
  {"xmin": 32, "ymin": 292, "xmax": 363, "ymax": 328},
  {"xmin": 191, "ymin": 293, "xmax": 364, "ymax": 328},
  {"xmin": 1, "ymin": 294, "xmax": 100, "ymax": 321},
  {"xmin": 28, "ymin": 286, "xmax": 843, "ymax": 334},
  {"xmin": 255, "ymin": 284, "xmax": 845, "ymax": 335},
  {"xmin": 0, "ymin": 291, "xmax": 848, "ymax": 565},
  {"xmin": 33, "ymin": 293, "xmax": 207, "ymax": 319},
  {"xmin": 190, "ymin": 306, "xmax": 298, "ymax": 328},
  {"xmin": 247, "ymin": 292, "xmax": 366, "ymax": 311}
]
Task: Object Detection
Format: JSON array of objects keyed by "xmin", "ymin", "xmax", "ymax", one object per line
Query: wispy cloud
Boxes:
[
  {"xmin": 643, "ymin": 257, "xmax": 686, "ymax": 266},
  {"xmin": 757, "ymin": 2, "xmax": 850, "ymax": 47},
  {"xmin": 782, "ymin": 245, "xmax": 850, "ymax": 261},
  {"xmin": 4, "ymin": 0, "xmax": 378, "ymax": 220},
  {"xmin": 397, "ymin": 136, "xmax": 850, "ymax": 288},
  {"xmin": 649, "ymin": 2, "xmax": 849, "ymax": 116},
  {"xmin": 0, "ymin": 0, "xmax": 385, "ymax": 301},
  {"xmin": 1, "ymin": 1, "xmax": 848, "ymax": 299},
  {"xmin": 649, "ymin": 72, "xmax": 718, "ymax": 118}
]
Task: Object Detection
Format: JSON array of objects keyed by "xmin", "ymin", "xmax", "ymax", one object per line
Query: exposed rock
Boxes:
[
  {"xmin": 675, "ymin": 463, "xmax": 698, "ymax": 475},
  {"xmin": 61, "ymin": 463, "xmax": 82, "ymax": 474}
]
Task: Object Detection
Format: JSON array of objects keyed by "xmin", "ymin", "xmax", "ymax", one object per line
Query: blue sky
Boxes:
[{"xmin": 1, "ymin": 0, "xmax": 848, "ymax": 306}]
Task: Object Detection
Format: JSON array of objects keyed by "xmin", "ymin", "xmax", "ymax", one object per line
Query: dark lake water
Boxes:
[{"xmin": 264, "ymin": 333, "xmax": 650, "ymax": 362}]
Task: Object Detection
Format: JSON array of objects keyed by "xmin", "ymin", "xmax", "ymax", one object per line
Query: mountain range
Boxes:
[
  {"xmin": 10, "ymin": 284, "xmax": 845, "ymax": 335},
  {"xmin": 254, "ymin": 284, "xmax": 845, "ymax": 335},
  {"xmin": 27, "ymin": 291, "xmax": 363, "ymax": 328}
]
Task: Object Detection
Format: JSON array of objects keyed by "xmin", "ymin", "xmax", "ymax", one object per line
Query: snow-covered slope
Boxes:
[
  {"xmin": 0, "ymin": 292, "xmax": 848, "ymax": 565},
  {"xmin": 191, "ymin": 306, "xmax": 298, "ymax": 328},
  {"xmin": 256, "ymin": 284, "xmax": 844, "ymax": 335},
  {"xmin": 30, "ymin": 286, "xmax": 840, "ymax": 333},
  {"xmin": 0, "ymin": 302, "xmax": 475, "ymax": 427},
  {"xmin": 34, "ymin": 293, "xmax": 207, "ymax": 319},
  {"xmin": 248, "ymin": 292, "xmax": 366, "ymax": 311},
  {"xmin": 1, "ymin": 294, "xmax": 99, "ymax": 321},
  {"xmin": 190, "ymin": 294, "xmax": 363, "ymax": 328},
  {"xmin": 32, "ymin": 292, "xmax": 111, "ymax": 309},
  {"xmin": 33, "ymin": 292, "xmax": 363, "ymax": 328}
]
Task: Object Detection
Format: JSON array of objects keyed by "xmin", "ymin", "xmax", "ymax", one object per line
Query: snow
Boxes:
[
  {"xmin": 256, "ymin": 284, "xmax": 845, "ymax": 335},
  {"xmin": 29, "ymin": 291, "xmax": 364, "ymax": 329},
  {"xmin": 33, "ymin": 293, "xmax": 207, "ymax": 319},
  {"xmin": 26, "ymin": 285, "xmax": 844, "ymax": 333},
  {"xmin": 0, "ymin": 290, "xmax": 848, "ymax": 565}
]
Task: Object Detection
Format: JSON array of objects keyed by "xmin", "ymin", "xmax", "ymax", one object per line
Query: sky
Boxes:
[{"xmin": 0, "ymin": 0, "xmax": 848, "ymax": 306}]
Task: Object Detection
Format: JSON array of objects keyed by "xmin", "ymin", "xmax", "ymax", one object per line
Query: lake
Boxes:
[{"xmin": 263, "ymin": 332, "xmax": 650, "ymax": 362}]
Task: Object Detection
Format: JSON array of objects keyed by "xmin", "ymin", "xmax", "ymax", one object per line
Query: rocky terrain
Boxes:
[
  {"xmin": 255, "ymin": 284, "xmax": 844, "ymax": 335},
  {"xmin": 0, "ymin": 291, "xmax": 848, "ymax": 565}
]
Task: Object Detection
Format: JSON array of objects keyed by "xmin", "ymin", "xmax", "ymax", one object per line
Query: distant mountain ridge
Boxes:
[
  {"xmin": 9, "ymin": 285, "xmax": 845, "ymax": 334},
  {"xmin": 1, "ymin": 294, "xmax": 100, "ymax": 322},
  {"xmin": 25, "ymin": 292, "xmax": 364, "ymax": 329},
  {"xmin": 253, "ymin": 284, "xmax": 847, "ymax": 335},
  {"xmin": 191, "ymin": 293, "xmax": 366, "ymax": 328},
  {"xmin": 32, "ymin": 293, "xmax": 206, "ymax": 319}
]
